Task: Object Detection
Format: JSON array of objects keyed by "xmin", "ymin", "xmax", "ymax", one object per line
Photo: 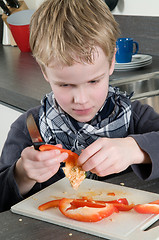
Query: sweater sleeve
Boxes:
[
  {"xmin": 0, "ymin": 107, "xmax": 40, "ymax": 212},
  {"xmin": 0, "ymin": 106, "xmax": 65, "ymax": 212},
  {"xmin": 129, "ymin": 101, "xmax": 159, "ymax": 180}
]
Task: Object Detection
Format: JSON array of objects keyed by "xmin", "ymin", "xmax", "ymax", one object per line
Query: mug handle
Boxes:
[{"xmin": 133, "ymin": 41, "xmax": 139, "ymax": 55}]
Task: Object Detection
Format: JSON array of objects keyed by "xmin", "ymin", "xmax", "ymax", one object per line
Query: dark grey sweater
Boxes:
[{"xmin": 0, "ymin": 100, "xmax": 159, "ymax": 212}]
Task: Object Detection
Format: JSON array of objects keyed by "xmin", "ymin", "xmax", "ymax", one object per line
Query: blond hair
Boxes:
[{"xmin": 30, "ymin": 0, "xmax": 120, "ymax": 68}]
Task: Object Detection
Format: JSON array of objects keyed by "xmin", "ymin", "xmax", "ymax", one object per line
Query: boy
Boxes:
[{"xmin": 0, "ymin": 0, "xmax": 159, "ymax": 212}]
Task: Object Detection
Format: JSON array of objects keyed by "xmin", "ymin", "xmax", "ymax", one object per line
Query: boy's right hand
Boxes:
[{"xmin": 14, "ymin": 145, "xmax": 68, "ymax": 195}]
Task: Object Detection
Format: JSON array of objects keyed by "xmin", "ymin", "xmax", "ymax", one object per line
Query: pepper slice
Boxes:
[
  {"xmin": 149, "ymin": 200, "xmax": 159, "ymax": 205},
  {"xmin": 39, "ymin": 144, "xmax": 78, "ymax": 161},
  {"xmin": 134, "ymin": 202, "xmax": 159, "ymax": 214},
  {"xmin": 59, "ymin": 198, "xmax": 116, "ymax": 222},
  {"xmin": 38, "ymin": 197, "xmax": 130, "ymax": 211},
  {"xmin": 70, "ymin": 199, "xmax": 106, "ymax": 208},
  {"xmin": 95, "ymin": 198, "xmax": 129, "ymax": 205},
  {"xmin": 39, "ymin": 144, "xmax": 85, "ymax": 189},
  {"xmin": 113, "ymin": 203, "xmax": 134, "ymax": 211},
  {"xmin": 38, "ymin": 199, "xmax": 61, "ymax": 211},
  {"xmin": 70, "ymin": 198, "xmax": 133, "ymax": 211}
]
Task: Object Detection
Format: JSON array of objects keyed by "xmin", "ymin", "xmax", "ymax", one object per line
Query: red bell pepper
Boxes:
[
  {"xmin": 59, "ymin": 198, "xmax": 116, "ymax": 222},
  {"xmin": 112, "ymin": 203, "xmax": 134, "ymax": 211},
  {"xmin": 149, "ymin": 200, "xmax": 159, "ymax": 204},
  {"xmin": 70, "ymin": 198, "xmax": 133, "ymax": 212},
  {"xmin": 70, "ymin": 199, "xmax": 106, "ymax": 209},
  {"xmin": 39, "ymin": 144, "xmax": 78, "ymax": 162},
  {"xmin": 38, "ymin": 199, "xmax": 61, "ymax": 211},
  {"xmin": 95, "ymin": 198, "xmax": 129, "ymax": 205},
  {"xmin": 38, "ymin": 197, "xmax": 130, "ymax": 211},
  {"xmin": 134, "ymin": 200, "xmax": 159, "ymax": 214}
]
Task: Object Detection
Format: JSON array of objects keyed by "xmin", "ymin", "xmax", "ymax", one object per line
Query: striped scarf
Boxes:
[{"xmin": 39, "ymin": 86, "xmax": 132, "ymax": 155}]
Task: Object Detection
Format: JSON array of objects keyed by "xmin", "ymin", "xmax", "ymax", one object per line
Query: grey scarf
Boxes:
[{"xmin": 39, "ymin": 86, "xmax": 132, "ymax": 155}]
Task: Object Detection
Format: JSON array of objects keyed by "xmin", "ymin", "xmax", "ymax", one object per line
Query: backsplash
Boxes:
[
  {"xmin": 114, "ymin": 15, "xmax": 159, "ymax": 56},
  {"xmin": 1, "ymin": 14, "xmax": 159, "ymax": 56}
]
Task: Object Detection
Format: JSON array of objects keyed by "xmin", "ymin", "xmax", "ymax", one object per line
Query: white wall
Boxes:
[
  {"xmin": 1, "ymin": 0, "xmax": 159, "ymax": 16},
  {"xmin": 24, "ymin": 0, "xmax": 45, "ymax": 10},
  {"xmin": 112, "ymin": 0, "xmax": 159, "ymax": 16}
]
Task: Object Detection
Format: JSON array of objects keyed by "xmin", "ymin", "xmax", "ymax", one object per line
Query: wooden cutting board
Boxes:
[{"xmin": 11, "ymin": 178, "xmax": 159, "ymax": 240}]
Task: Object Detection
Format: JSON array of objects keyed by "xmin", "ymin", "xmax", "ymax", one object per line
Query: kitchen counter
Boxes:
[
  {"xmin": 1, "ymin": 44, "xmax": 159, "ymax": 111},
  {"xmin": 0, "ymin": 171, "xmax": 159, "ymax": 240},
  {"xmin": 0, "ymin": 44, "xmax": 51, "ymax": 111}
]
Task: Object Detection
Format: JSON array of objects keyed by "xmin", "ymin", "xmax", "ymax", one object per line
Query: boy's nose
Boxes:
[{"xmin": 73, "ymin": 87, "xmax": 88, "ymax": 104}]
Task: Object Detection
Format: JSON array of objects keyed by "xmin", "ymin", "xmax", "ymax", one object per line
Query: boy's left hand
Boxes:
[{"xmin": 77, "ymin": 137, "xmax": 151, "ymax": 177}]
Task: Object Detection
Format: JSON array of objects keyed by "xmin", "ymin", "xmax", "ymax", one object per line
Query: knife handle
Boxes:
[
  {"xmin": 33, "ymin": 142, "xmax": 45, "ymax": 151},
  {"xmin": 5, "ymin": 0, "xmax": 20, "ymax": 8},
  {"xmin": 0, "ymin": 1, "xmax": 11, "ymax": 15}
]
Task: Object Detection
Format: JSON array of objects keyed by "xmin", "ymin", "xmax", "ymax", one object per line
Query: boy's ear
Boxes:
[{"xmin": 109, "ymin": 50, "xmax": 116, "ymax": 76}]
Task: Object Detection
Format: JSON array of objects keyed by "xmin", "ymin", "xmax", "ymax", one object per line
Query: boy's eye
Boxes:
[
  {"xmin": 59, "ymin": 84, "xmax": 70, "ymax": 87},
  {"xmin": 89, "ymin": 80, "xmax": 99, "ymax": 84}
]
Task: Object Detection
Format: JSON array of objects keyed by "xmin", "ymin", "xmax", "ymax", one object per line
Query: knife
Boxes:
[
  {"xmin": 26, "ymin": 113, "xmax": 45, "ymax": 150},
  {"xmin": 0, "ymin": 0, "xmax": 11, "ymax": 15},
  {"xmin": 5, "ymin": 0, "xmax": 20, "ymax": 8}
]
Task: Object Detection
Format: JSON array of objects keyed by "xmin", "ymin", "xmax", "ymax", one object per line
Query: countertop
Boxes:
[
  {"xmin": 1, "ymin": 44, "xmax": 159, "ymax": 111},
  {"xmin": 0, "ymin": 171, "xmax": 159, "ymax": 240},
  {"xmin": 0, "ymin": 45, "xmax": 51, "ymax": 111}
]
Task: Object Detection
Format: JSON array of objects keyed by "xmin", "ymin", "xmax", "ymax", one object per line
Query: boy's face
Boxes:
[{"xmin": 43, "ymin": 47, "xmax": 115, "ymax": 122}]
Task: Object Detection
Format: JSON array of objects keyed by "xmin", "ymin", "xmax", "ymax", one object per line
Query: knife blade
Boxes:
[
  {"xmin": 0, "ymin": 0, "xmax": 11, "ymax": 16},
  {"xmin": 26, "ymin": 113, "xmax": 45, "ymax": 150}
]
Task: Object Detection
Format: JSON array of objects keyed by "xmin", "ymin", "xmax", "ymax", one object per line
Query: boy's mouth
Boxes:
[{"xmin": 73, "ymin": 107, "xmax": 93, "ymax": 115}]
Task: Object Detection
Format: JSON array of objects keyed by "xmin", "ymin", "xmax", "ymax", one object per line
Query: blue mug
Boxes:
[{"xmin": 116, "ymin": 38, "xmax": 139, "ymax": 63}]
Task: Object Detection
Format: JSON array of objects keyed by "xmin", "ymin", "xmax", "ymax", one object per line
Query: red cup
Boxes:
[{"xmin": 7, "ymin": 10, "xmax": 35, "ymax": 52}]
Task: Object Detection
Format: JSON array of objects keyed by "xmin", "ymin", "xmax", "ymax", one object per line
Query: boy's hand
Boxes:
[
  {"xmin": 14, "ymin": 145, "xmax": 68, "ymax": 195},
  {"xmin": 78, "ymin": 137, "xmax": 151, "ymax": 177}
]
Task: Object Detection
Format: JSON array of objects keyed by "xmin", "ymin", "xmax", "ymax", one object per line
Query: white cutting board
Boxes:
[{"xmin": 11, "ymin": 178, "xmax": 159, "ymax": 240}]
